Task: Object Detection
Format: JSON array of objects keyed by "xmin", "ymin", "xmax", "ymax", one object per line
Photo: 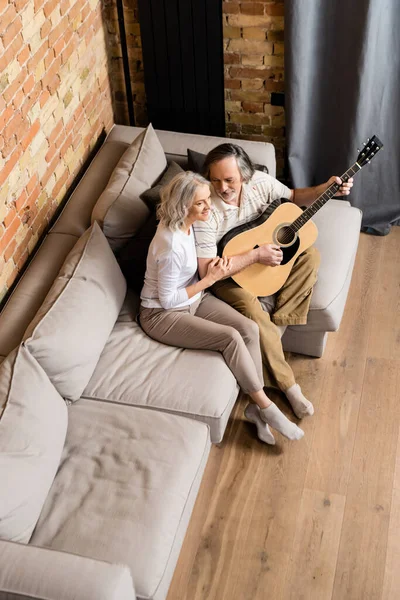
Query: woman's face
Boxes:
[{"xmin": 187, "ymin": 184, "xmax": 211, "ymax": 222}]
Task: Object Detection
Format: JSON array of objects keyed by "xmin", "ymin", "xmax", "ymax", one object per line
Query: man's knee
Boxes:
[{"xmin": 304, "ymin": 246, "xmax": 320, "ymax": 269}]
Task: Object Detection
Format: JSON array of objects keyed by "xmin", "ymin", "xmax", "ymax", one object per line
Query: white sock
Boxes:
[
  {"xmin": 276, "ymin": 324, "xmax": 287, "ymax": 338},
  {"xmin": 260, "ymin": 403, "xmax": 304, "ymax": 441},
  {"xmin": 285, "ymin": 384, "xmax": 314, "ymax": 419},
  {"xmin": 244, "ymin": 403, "xmax": 276, "ymax": 445}
]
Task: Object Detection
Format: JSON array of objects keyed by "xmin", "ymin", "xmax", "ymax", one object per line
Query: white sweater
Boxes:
[{"xmin": 140, "ymin": 224, "xmax": 201, "ymax": 309}]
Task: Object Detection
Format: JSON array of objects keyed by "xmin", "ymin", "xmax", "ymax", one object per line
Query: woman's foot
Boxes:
[
  {"xmin": 260, "ymin": 403, "xmax": 304, "ymax": 441},
  {"xmin": 244, "ymin": 403, "xmax": 276, "ymax": 445},
  {"xmin": 285, "ymin": 383, "xmax": 314, "ymax": 419}
]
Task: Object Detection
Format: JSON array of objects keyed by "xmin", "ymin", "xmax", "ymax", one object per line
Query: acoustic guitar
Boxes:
[{"xmin": 220, "ymin": 136, "xmax": 383, "ymax": 297}]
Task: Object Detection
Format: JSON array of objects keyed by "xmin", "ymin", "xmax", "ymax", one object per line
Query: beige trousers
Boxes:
[
  {"xmin": 139, "ymin": 292, "xmax": 264, "ymax": 394},
  {"xmin": 211, "ymin": 247, "xmax": 320, "ymax": 391}
]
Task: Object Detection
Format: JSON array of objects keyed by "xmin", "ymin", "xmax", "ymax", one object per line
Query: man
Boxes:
[{"xmin": 193, "ymin": 143, "xmax": 353, "ymax": 424}]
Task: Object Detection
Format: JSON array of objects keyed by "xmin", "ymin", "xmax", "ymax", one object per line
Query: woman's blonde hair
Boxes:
[{"xmin": 157, "ymin": 171, "xmax": 210, "ymax": 231}]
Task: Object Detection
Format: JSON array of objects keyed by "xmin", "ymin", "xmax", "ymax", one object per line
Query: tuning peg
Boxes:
[{"xmin": 357, "ymin": 147, "xmax": 360, "ymax": 152}]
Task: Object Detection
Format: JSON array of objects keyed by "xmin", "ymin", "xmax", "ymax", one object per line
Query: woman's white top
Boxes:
[{"xmin": 140, "ymin": 224, "xmax": 201, "ymax": 309}]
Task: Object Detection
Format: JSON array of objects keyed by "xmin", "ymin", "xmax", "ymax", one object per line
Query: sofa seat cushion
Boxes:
[
  {"xmin": 91, "ymin": 124, "xmax": 167, "ymax": 252},
  {"xmin": 259, "ymin": 202, "xmax": 362, "ymax": 332},
  {"xmin": 23, "ymin": 223, "xmax": 127, "ymax": 401},
  {"xmin": 82, "ymin": 304, "xmax": 239, "ymax": 443},
  {"xmin": 0, "ymin": 345, "xmax": 67, "ymax": 543},
  {"xmin": 30, "ymin": 399, "xmax": 210, "ymax": 600}
]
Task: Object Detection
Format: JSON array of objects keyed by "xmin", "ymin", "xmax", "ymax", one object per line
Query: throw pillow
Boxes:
[
  {"xmin": 91, "ymin": 124, "xmax": 167, "ymax": 252},
  {"xmin": 140, "ymin": 161, "xmax": 184, "ymax": 209},
  {"xmin": 187, "ymin": 148, "xmax": 269, "ymax": 175},
  {"xmin": 118, "ymin": 212, "xmax": 159, "ymax": 295},
  {"xmin": 0, "ymin": 345, "xmax": 67, "ymax": 543},
  {"xmin": 23, "ymin": 222, "xmax": 127, "ymax": 401}
]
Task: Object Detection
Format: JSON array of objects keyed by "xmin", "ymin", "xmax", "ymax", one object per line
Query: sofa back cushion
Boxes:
[
  {"xmin": 23, "ymin": 223, "xmax": 127, "ymax": 401},
  {"xmin": 0, "ymin": 345, "xmax": 67, "ymax": 543},
  {"xmin": 91, "ymin": 124, "xmax": 167, "ymax": 252}
]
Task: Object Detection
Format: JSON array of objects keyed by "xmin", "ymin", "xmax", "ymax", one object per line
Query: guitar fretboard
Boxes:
[{"xmin": 290, "ymin": 163, "xmax": 361, "ymax": 233}]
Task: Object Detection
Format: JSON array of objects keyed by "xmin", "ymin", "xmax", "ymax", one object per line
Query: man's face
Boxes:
[{"xmin": 209, "ymin": 156, "xmax": 243, "ymax": 206}]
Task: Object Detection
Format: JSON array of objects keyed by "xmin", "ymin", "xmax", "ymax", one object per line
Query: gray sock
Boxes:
[
  {"xmin": 244, "ymin": 403, "xmax": 276, "ymax": 445},
  {"xmin": 285, "ymin": 384, "xmax": 314, "ymax": 419},
  {"xmin": 260, "ymin": 403, "xmax": 304, "ymax": 441}
]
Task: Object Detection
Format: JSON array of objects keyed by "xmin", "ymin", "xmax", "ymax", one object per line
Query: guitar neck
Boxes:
[{"xmin": 291, "ymin": 162, "xmax": 361, "ymax": 233}]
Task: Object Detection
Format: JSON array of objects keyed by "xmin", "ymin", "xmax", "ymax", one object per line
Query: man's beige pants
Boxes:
[
  {"xmin": 211, "ymin": 247, "xmax": 320, "ymax": 391},
  {"xmin": 139, "ymin": 292, "xmax": 264, "ymax": 394}
]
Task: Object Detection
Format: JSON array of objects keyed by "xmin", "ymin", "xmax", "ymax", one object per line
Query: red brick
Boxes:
[
  {"xmin": 16, "ymin": 247, "xmax": 30, "ymax": 272},
  {"xmin": 230, "ymin": 66, "xmax": 270, "ymax": 78},
  {"xmin": 14, "ymin": 0, "xmax": 30, "ymax": 10},
  {"xmin": 2, "ymin": 135, "xmax": 18, "ymax": 158},
  {"xmin": 242, "ymin": 101, "xmax": 264, "ymax": 112},
  {"xmin": 3, "ymin": 67, "xmax": 27, "ymax": 103},
  {"xmin": 0, "ymin": 33, "xmax": 23, "ymax": 72},
  {"xmin": 17, "ymin": 45, "xmax": 30, "ymax": 65},
  {"xmin": 16, "ymin": 189, "xmax": 28, "ymax": 212},
  {"xmin": 0, "ymin": 106, "xmax": 14, "ymax": 130},
  {"xmin": 0, "ymin": 214, "xmax": 20, "ymax": 251},
  {"xmin": 23, "ymin": 74, "xmax": 35, "ymax": 95},
  {"xmin": 39, "ymin": 89, "xmax": 50, "ymax": 107},
  {"xmin": 224, "ymin": 53, "xmax": 240, "ymax": 64},
  {"xmin": 43, "ymin": 0, "xmax": 58, "ymax": 17},
  {"xmin": 224, "ymin": 78, "xmax": 241, "ymax": 89},
  {"xmin": 27, "ymin": 41, "xmax": 48, "ymax": 71},
  {"xmin": 4, "ymin": 239, "xmax": 17, "ymax": 262},
  {"xmin": 20, "ymin": 118, "xmax": 40, "ymax": 151},
  {"xmin": 60, "ymin": 0, "xmax": 70, "ymax": 15},
  {"xmin": 266, "ymin": 4, "xmax": 285, "ymax": 16},
  {"xmin": 52, "ymin": 168, "xmax": 68, "ymax": 198},
  {"xmin": 48, "ymin": 16, "xmax": 68, "ymax": 46},
  {"xmin": 2, "ymin": 18, "xmax": 23, "ymax": 49},
  {"xmin": 53, "ymin": 37, "xmax": 64, "ymax": 57},
  {"xmin": 3, "ymin": 206, "xmax": 17, "ymax": 228},
  {"xmin": 265, "ymin": 80, "xmax": 285, "ymax": 92},
  {"xmin": 48, "ymin": 119, "xmax": 63, "ymax": 145},
  {"xmin": 40, "ymin": 19, "xmax": 52, "ymax": 39},
  {"xmin": 20, "ymin": 84, "xmax": 41, "ymax": 117},
  {"xmin": 61, "ymin": 39, "xmax": 74, "ymax": 64},
  {"xmin": 45, "ymin": 142, "xmax": 58, "ymax": 163},
  {"xmin": 240, "ymin": 3, "xmax": 264, "ymax": 15},
  {"xmin": 59, "ymin": 134, "xmax": 72, "ymax": 158},
  {"xmin": 34, "ymin": 0, "xmax": 46, "ymax": 13},
  {"xmin": 26, "ymin": 174, "xmax": 38, "ymax": 195},
  {"xmin": 41, "ymin": 154, "xmax": 59, "ymax": 186},
  {"xmin": 223, "ymin": 2, "xmax": 240, "ymax": 14},
  {"xmin": 0, "ymin": 4, "xmax": 17, "ymax": 34}
]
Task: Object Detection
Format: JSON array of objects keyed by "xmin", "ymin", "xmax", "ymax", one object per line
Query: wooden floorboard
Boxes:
[{"xmin": 167, "ymin": 228, "xmax": 400, "ymax": 600}]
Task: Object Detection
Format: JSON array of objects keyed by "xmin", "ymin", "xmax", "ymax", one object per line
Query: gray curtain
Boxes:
[{"xmin": 285, "ymin": 0, "xmax": 400, "ymax": 234}]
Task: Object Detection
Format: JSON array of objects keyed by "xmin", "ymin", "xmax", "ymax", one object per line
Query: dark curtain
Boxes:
[{"xmin": 285, "ymin": 0, "xmax": 400, "ymax": 234}]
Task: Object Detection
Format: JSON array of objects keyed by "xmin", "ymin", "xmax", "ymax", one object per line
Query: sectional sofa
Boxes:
[{"xmin": 0, "ymin": 124, "xmax": 362, "ymax": 600}]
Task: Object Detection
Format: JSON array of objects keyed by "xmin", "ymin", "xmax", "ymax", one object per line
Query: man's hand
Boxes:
[
  {"xmin": 326, "ymin": 176, "xmax": 354, "ymax": 196},
  {"xmin": 255, "ymin": 244, "xmax": 283, "ymax": 267}
]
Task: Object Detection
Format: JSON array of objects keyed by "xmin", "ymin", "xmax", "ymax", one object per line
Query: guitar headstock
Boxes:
[{"xmin": 356, "ymin": 135, "xmax": 383, "ymax": 167}]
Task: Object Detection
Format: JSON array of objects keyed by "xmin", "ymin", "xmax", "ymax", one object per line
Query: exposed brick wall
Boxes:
[
  {"xmin": 103, "ymin": 0, "xmax": 147, "ymax": 126},
  {"xmin": 108, "ymin": 1, "xmax": 285, "ymax": 176},
  {"xmin": 223, "ymin": 0, "xmax": 285, "ymax": 176},
  {"xmin": 0, "ymin": 0, "xmax": 114, "ymax": 304}
]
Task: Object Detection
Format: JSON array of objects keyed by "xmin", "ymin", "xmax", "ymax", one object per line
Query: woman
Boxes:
[{"xmin": 140, "ymin": 172, "xmax": 303, "ymax": 444}]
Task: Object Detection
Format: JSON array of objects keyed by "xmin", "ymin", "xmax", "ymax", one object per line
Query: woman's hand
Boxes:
[{"xmin": 205, "ymin": 256, "xmax": 233, "ymax": 285}]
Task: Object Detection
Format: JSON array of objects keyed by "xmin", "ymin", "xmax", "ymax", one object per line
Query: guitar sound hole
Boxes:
[{"xmin": 276, "ymin": 226, "xmax": 296, "ymax": 245}]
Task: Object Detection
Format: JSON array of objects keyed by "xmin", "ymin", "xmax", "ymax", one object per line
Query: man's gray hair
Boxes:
[
  {"xmin": 202, "ymin": 143, "xmax": 255, "ymax": 183},
  {"xmin": 157, "ymin": 171, "xmax": 209, "ymax": 231}
]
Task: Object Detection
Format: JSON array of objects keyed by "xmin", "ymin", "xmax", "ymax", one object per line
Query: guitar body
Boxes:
[{"xmin": 222, "ymin": 203, "xmax": 318, "ymax": 297}]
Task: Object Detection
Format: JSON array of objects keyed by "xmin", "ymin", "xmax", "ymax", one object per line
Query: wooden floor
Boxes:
[{"xmin": 167, "ymin": 228, "xmax": 400, "ymax": 600}]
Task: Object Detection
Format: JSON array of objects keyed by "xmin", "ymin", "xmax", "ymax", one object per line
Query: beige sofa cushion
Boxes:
[
  {"xmin": 31, "ymin": 399, "xmax": 210, "ymax": 600},
  {"xmin": 23, "ymin": 223, "xmax": 126, "ymax": 401},
  {"xmin": 91, "ymin": 124, "xmax": 167, "ymax": 251},
  {"xmin": 0, "ymin": 345, "xmax": 67, "ymax": 543},
  {"xmin": 83, "ymin": 293, "xmax": 239, "ymax": 443}
]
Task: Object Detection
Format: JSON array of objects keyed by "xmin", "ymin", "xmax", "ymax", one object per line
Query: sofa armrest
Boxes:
[{"xmin": 0, "ymin": 540, "xmax": 136, "ymax": 600}]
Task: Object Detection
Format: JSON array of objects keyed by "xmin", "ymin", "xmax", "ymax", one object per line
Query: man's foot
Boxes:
[
  {"xmin": 244, "ymin": 403, "xmax": 276, "ymax": 445},
  {"xmin": 285, "ymin": 383, "xmax": 314, "ymax": 419},
  {"xmin": 260, "ymin": 403, "xmax": 304, "ymax": 441}
]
